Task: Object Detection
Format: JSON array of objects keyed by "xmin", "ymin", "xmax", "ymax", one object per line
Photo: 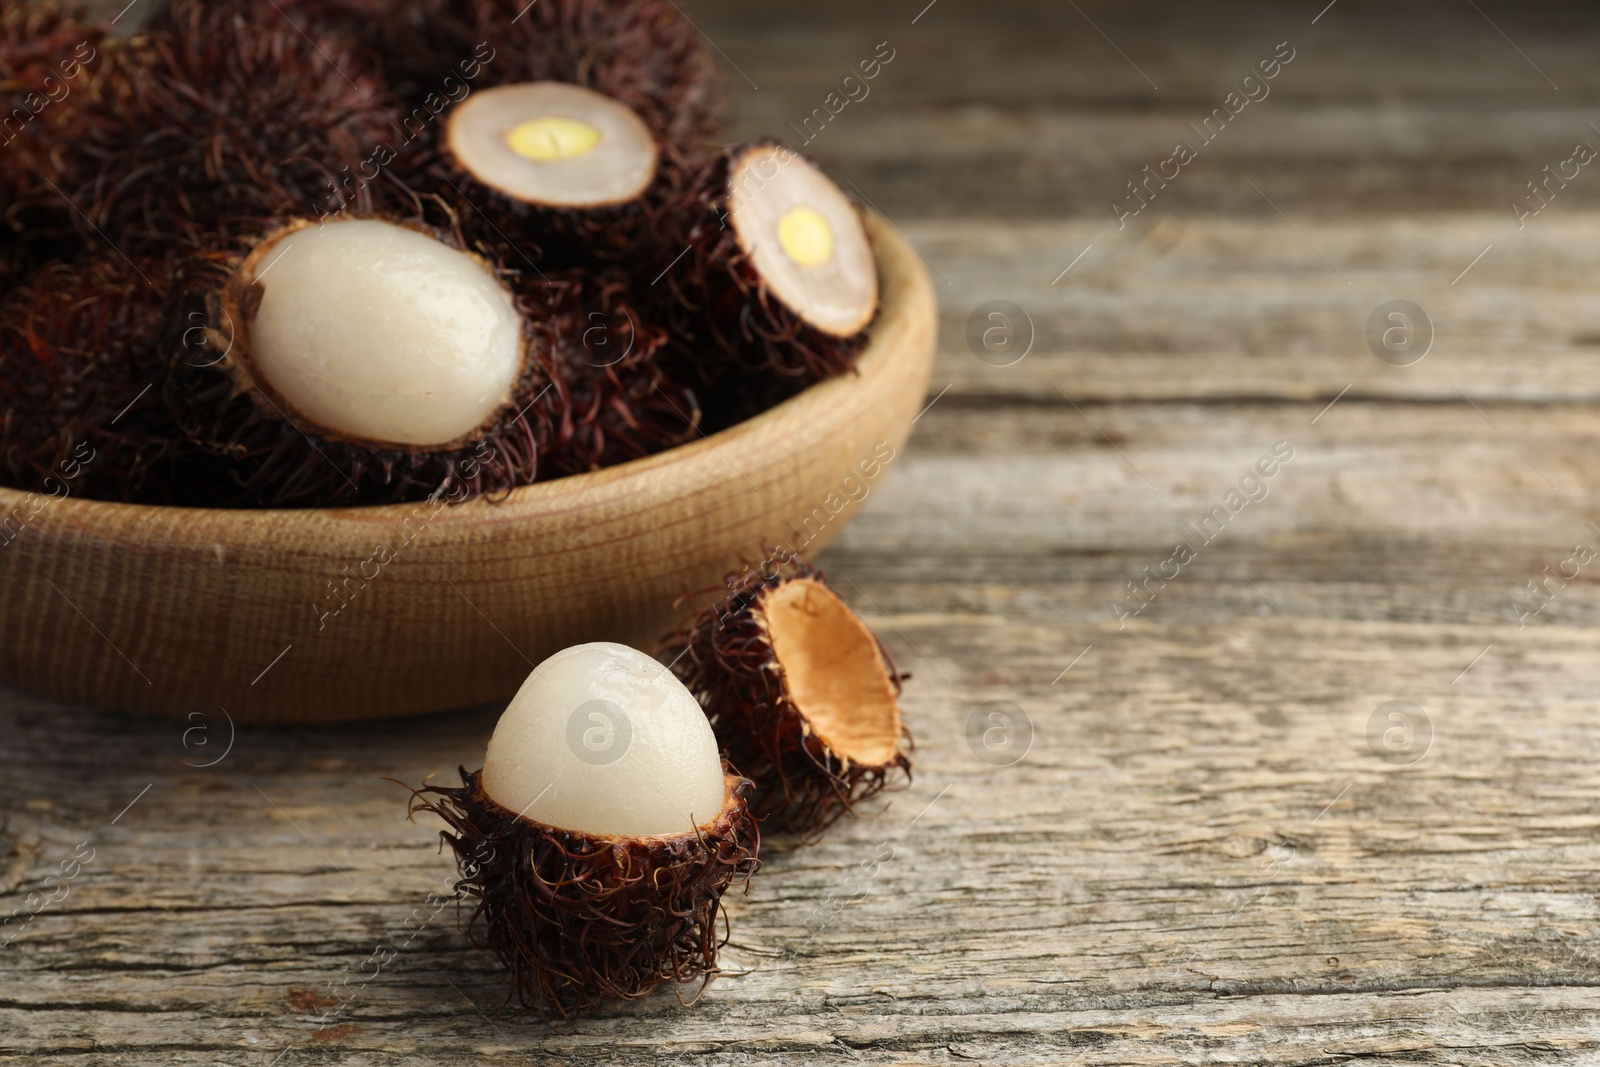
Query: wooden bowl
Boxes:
[{"xmin": 0, "ymin": 216, "xmax": 935, "ymax": 722}]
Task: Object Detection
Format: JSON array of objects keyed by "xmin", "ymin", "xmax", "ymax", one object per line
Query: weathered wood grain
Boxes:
[{"xmin": 8, "ymin": 0, "xmax": 1600, "ymax": 1063}]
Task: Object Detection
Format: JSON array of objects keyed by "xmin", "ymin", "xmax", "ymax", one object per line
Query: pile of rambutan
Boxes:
[
  {"xmin": 0, "ymin": 0, "xmax": 881, "ymax": 506},
  {"xmin": 1, "ymin": 0, "xmax": 912, "ymax": 1022}
]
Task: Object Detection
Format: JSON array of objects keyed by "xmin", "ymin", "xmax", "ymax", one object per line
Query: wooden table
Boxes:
[{"xmin": 7, "ymin": 1, "xmax": 1600, "ymax": 1062}]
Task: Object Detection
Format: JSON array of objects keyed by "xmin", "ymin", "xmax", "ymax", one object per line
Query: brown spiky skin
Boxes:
[
  {"xmin": 529, "ymin": 268, "xmax": 701, "ymax": 478},
  {"xmin": 403, "ymin": 768, "xmax": 760, "ymax": 1020},
  {"xmin": 303, "ymin": 0, "xmax": 723, "ymax": 275},
  {"xmin": 0, "ymin": 252, "xmax": 194, "ymax": 503},
  {"xmin": 663, "ymin": 555, "xmax": 913, "ymax": 840},
  {"xmin": 57, "ymin": 0, "xmax": 400, "ymax": 256},
  {"xmin": 0, "ymin": 1, "xmax": 115, "ymax": 284},
  {"xmin": 644, "ymin": 144, "xmax": 874, "ymax": 429},
  {"xmin": 381, "ymin": 0, "xmax": 722, "ymax": 147}
]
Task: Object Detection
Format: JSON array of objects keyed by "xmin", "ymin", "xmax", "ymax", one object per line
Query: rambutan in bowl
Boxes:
[{"xmin": 0, "ymin": 215, "xmax": 935, "ymax": 722}]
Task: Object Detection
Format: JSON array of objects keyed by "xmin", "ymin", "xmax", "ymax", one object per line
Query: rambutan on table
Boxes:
[{"xmin": 6, "ymin": 1, "xmax": 1600, "ymax": 1063}]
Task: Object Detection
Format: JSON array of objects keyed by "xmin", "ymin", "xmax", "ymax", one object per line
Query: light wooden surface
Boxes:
[{"xmin": 7, "ymin": 0, "xmax": 1600, "ymax": 1062}]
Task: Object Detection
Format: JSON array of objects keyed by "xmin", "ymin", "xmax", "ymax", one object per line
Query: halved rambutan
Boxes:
[
  {"xmin": 417, "ymin": 78, "xmax": 693, "ymax": 269},
  {"xmin": 646, "ymin": 142, "xmax": 880, "ymax": 410},
  {"xmin": 384, "ymin": 0, "xmax": 722, "ymax": 146}
]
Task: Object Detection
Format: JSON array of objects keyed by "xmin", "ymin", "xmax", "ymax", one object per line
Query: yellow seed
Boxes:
[
  {"xmin": 505, "ymin": 117, "xmax": 602, "ymax": 162},
  {"xmin": 777, "ymin": 206, "xmax": 835, "ymax": 267}
]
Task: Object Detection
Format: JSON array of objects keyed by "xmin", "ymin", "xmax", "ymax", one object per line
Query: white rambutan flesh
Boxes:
[
  {"xmin": 242, "ymin": 219, "xmax": 523, "ymax": 448},
  {"xmin": 728, "ymin": 145, "xmax": 878, "ymax": 338},
  {"xmin": 447, "ymin": 81, "xmax": 658, "ymax": 209},
  {"xmin": 480, "ymin": 642, "xmax": 727, "ymax": 838}
]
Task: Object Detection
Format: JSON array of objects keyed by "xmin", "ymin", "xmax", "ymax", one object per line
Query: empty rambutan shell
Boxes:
[
  {"xmin": 665, "ymin": 555, "xmax": 912, "ymax": 838},
  {"xmin": 402, "ymin": 643, "xmax": 760, "ymax": 1018}
]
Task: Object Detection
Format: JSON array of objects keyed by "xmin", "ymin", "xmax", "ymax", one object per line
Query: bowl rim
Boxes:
[{"xmin": 0, "ymin": 214, "xmax": 914, "ymax": 523}]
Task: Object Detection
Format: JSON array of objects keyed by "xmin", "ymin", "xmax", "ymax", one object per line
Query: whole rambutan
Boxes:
[
  {"xmin": 0, "ymin": 0, "xmax": 115, "ymax": 282},
  {"xmin": 527, "ymin": 267, "xmax": 702, "ymax": 477},
  {"xmin": 0, "ymin": 251, "xmax": 183, "ymax": 503},
  {"xmin": 60, "ymin": 0, "xmax": 401, "ymax": 256}
]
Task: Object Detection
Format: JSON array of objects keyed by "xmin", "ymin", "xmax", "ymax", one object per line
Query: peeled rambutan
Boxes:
[
  {"xmin": 663, "ymin": 555, "xmax": 912, "ymax": 839},
  {"xmin": 164, "ymin": 216, "xmax": 547, "ymax": 507},
  {"xmin": 402, "ymin": 642, "xmax": 760, "ymax": 1018},
  {"xmin": 59, "ymin": 0, "xmax": 400, "ymax": 255},
  {"xmin": 646, "ymin": 142, "xmax": 880, "ymax": 407},
  {"xmin": 162, "ymin": 215, "xmax": 699, "ymax": 507},
  {"xmin": 0, "ymin": 251, "xmax": 184, "ymax": 503}
]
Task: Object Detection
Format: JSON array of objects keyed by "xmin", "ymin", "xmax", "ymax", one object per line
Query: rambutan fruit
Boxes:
[
  {"xmin": 384, "ymin": 0, "xmax": 722, "ymax": 147},
  {"xmin": 60, "ymin": 0, "xmax": 400, "ymax": 255},
  {"xmin": 403, "ymin": 642, "xmax": 760, "ymax": 1018},
  {"xmin": 0, "ymin": 0, "xmax": 115, "ymax": 281},
  {"xmin": 164, "ymin": 215, "xmax": 699, "ymax": 507},
  {"xmin": 664, "ymin": 555, "xmax": 912, "ymax": 839},
  {"xmin": 0, "ymin": 251, "xmax": 184, "ymax": 503},
  {"xmin": 528, "ymin": 267, "xmax": 701, "ymax": 477},
  {"xmin": 647, "ymin": 142, "xmax": 880, "ymax": 406},
  {"xmin": 426, "ymin": 79, "xmax": 679, "ymax": 267},
  {"xmin": 165, "ymin": 216, "xmax": 546, "ymax": 507}
]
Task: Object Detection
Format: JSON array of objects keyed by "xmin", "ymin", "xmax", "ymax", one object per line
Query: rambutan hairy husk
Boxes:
[
  {"xmin": 0, "ymin": 251, "xmax": 189, "ymax": 503},
  {"xmin": 402, "ymin": 767, "xmax": 760, "ymax": 1019},
  {"xmin": 663, "ymin": 554, "xmax": 913, "ymax": 839},
  {"xmin": 0, "ymin": 0, "xmax": 116, "ymax": 281},
  {"xmin": 529, "ymin": 268, "xmax": 702, "ymax": 477},
  {"xmin": 383, "ymin": 0, "xmax": 723, "ymax": 147},
  {"xmin": 59, "ymin": 0, "xmax": 400, "ymax": 256},
  {"xmin": 644, "ymin": 144, "xmax": 873, "ymax": 411}
]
